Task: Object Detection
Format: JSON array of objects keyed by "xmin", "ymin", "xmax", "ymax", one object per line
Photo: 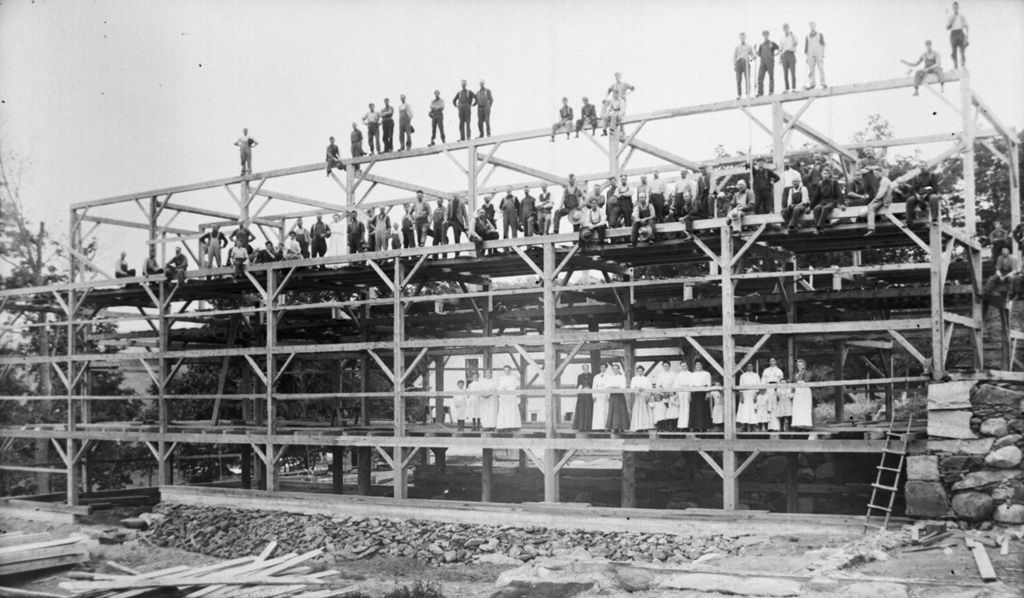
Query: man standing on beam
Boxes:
[{"xmin": 453, "ymin": 80, "xmax": 477, "ymax": 142}]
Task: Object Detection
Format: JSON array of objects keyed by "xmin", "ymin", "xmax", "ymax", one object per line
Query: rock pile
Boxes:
[{"xmin": 148, "ymin": 504, "xmax": 752, "ymax": 566}]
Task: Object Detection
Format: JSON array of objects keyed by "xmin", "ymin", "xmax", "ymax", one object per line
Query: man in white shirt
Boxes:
[
  {"xmin": 733, "ymin": 33, "xmax": 755, "ymax": 99},
  {"xmin": 615, "ymin": 175, "xmax": 633, "ymax": 227},
  {"xmin": 782, "ymin": 159, "xmax": 801, "ymax": 187},
  {"xmin": 946, "ymin": 2, "xmax": 968, "ymax": 70},
  {"xmin": 398, "ymin": 94, "xmax": 414, "ymax": 151},
  {"xmin": 362, "ymin": 103, "xmax": 382, "ymax": 155},
  {"xmin": 780, "ymin": 23, "xmax": 799, "ymax": 92},
  {"xmin": 804, "ymin": 22, "xmax": 826, "ymax": 89},
  {"xmin": 234, "ymin": 128, "xmax": 258, "ymax": 175},
  {"xmin": 283, "ymin": 231, "xmax": 302, "ymax": 260},
  {"xmin": 649, "ymin": 171, "xmax": 667, "ymax": 222},
  {"xmin": 863, "ymin": 165, "xmax": 893, "ymax": 236}
]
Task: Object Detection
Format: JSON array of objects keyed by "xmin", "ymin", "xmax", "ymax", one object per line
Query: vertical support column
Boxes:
[
  {"xmin": 240, "ymin": 180, "xmax": 251, "ymax": 224},
  {"xmin": 833, "ymin": 342, "xmax": 846, "ymax": 423},
  {"xmin": 609, "ymin": 130, "xmax": 620, "ymax": 179},
  {"xmin": 64, "ymin": 287, "xmax": 79, "ymax": 506},
  {"xmin": 481, "ymin": 448, "xmax": 493, "ymax": 502},
  {"xmin": 392, "ymin": 260, "xmax": 407, "ymax": 499},
  {"xmin": 621, "ymin": 452, "xmax": 636, "ymax": 508},
  {"xmin": 434, "ymin": 356, "xmax": 445, "ymax": 424},
  {"xmin": 771, "ymin": 100, "xmax": 785, "ymax": 213},
  {"xmin": 264, "ymin": 268, "xmax": 278, "ymax": 492},
  {"xmin": 156, "ymin": 281, "xmax": 171, "ymax": 487},
  {"xmin": 542, "ymin": 241, "xmax": 560, "ymax": 502},
  {"xmin": 960, "ymin": 74, "xmax": 977, "ymax": 235},
  {"xmin": 331, "ymin": 447, "xmax": 345, "ymax": 494},
  {"xmin": 719, "ymin": 226, "xmax": 738, "ymax": 510},
  {"xmin": 240, "ymin": 444, "xmax": 252, "ymax": 489},
  {"xmin": 785, "ymin": 454, "xmax": 799, "ymax": 513},
  {"xmin": 357, "ymin": 447, "xmax": 371, "ymax": 495},
  {"xmin": 468, "ymin": 144, "xmax": 479, "ymax": 216},
  {"xmin": 929, "ymin": 220, "xmax": 946, "ymax": 378}
]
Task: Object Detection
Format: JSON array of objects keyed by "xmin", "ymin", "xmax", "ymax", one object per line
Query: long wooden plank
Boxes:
[
  {"xmin": 59, "ymin": 577, "xmax": 324, "ymax": 591},
  {"xmin": 965, "ymin": 539, "xmax": 997, "ymax": 582}
]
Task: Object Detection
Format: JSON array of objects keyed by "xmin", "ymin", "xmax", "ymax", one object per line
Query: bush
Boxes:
[{"xmin": 382, "ymin": 581, "xmax": 445, "ymax": 598}]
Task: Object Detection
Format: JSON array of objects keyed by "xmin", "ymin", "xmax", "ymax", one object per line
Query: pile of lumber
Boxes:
[
  {"xmin": 57, "ymin": 543, "xmax": 356, "ymax": 598},
  {"xmin": 0, "ymin": 533, "xmax": 91, "ymax": 577}
]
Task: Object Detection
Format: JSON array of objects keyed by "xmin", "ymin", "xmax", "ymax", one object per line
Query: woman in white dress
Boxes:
[
  {"xmin": 791, "ymin": 359, "xmax": 815, "ymax": 429},
  {"xmin": 628, "ymin": 366, "xmax": 654, "ymax": 431},
  {"xmin": 737, "ymin": 362, "xmax": 761, "ymax": 432},
  {"xmin": 651, "ymin": 361, "xmax": 673, "ymax": 431},
  {"xmin": 479, "ymin": 369, "xmax": 499, "ymax": 430},
  {"xmin": 495, "ymin": 365, "xmax": 522, "ymax": 430},
  {"xmin": 591, "ymin": 363, "xmax": 610, "ymax": 430},
  {"xmin": 451, "ymin": 379, "xmax": 469, "ymax": 431},
  {"xmin": 329, "ymin": 213, "xmax": 346, "ymax": 256},
  {"xmin": 673, "ymin": 362, "xmax": 692, "ymax": 430},
  {"xmin": 466, "ymin": 372, "xmax": 483, "ymax": 431}
]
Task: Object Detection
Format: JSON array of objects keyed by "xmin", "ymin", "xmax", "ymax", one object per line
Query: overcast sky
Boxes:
[{"xmin": 1, "ymin": 0, "xmax": 1022, "ymax": 264}]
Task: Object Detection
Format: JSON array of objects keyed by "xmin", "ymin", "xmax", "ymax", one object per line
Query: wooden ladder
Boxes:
[{"xmin": 864, "ymin": 414, "xmax": 913, "ymax": 533}]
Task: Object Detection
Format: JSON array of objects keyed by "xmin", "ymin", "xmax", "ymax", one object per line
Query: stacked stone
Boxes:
[
  {"xmin": 148, "ymin": 503, "xmax": 749, "ymax": 566},
  {"xmin": 906, "ymin": 382, "xmax": 1024, "ymax": 526}
]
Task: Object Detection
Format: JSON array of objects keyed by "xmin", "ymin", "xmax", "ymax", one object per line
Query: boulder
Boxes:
[
  {"xmin": 993, "ymin": 503, "xmax": 1024, "ymax": 525},
  {"xmin": 837, "ymin": 581, "xmax": 909, "ymax": 598},
  {"xmin": 904, "ymin": 481, "xmax": 949, "ymax": 518},
  {"xmin": 980, "ymin": 417, "xmax": 1009, "ymax": 437},
  {"xmin": 993, "ymin": 434, "xmax": 1022, "ymax": 449},
  {"xmin": 928, "ymin": 410, "xmax": 977, "ymax": 439},
  {"xmin": 951, "ymin": 469, "xmax": 1022, "ymax": 491},
  {"xmin": 972, "ymin": 384, "xmax": 1024, "ymax": 408},
  {"xmin": 758, "ymin": 455, "xmax": 790, "ymax": 478},
  {"xmin": 985, "ymin": 446, "xmax": 1022, "ymax": 469},
  {"xmin": 951, "ymin": 492, "xmax": 994, "ymax": 521},
  {"xmin": 906, "ymin": 456, "xmax": 939, "ymax": 482}
]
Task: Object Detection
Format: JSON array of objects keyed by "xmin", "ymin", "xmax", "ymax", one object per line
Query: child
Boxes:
[
  {"xmin": 452, "ymin": 380, "xmax": 468, "ymax": 432},
  {"xmin": 755, "ymin": 384, "xmax": 775, "ymax": 431},
  {"xmin": 774, "ymin": 379, "xmax": 794, "ymax": 431},
  {"xmin": 709, "ymin": 389, "xmax": 724, "ymax": 430}
]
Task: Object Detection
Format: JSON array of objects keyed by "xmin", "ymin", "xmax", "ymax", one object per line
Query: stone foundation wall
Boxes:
[{"xmin": 905, "ymin": 381, "xmax": 1024, "ymax": 525}]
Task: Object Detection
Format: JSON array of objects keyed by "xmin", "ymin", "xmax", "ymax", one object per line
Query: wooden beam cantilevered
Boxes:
[
  {"xmin": 476, "ymin": 154, "xmax": 569, "ymax": 187},
  {"xmin": 625, "ymin": 138, "xmax": 702, "ymax": 171}
]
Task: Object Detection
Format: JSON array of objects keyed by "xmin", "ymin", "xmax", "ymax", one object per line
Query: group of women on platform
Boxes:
[
  {"xmin": 572, "ymin": 357, "xmax": 815, "ymax": 433},
  {"xmin": 451, "ymin": 365, "xmax": 523, "ymax": 432}
]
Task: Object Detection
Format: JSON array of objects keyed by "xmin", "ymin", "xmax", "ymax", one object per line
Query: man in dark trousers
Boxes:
[
  {"xmin": 470, "ymin": 208, "xmax": 499, "ymax": 257},
  {"xmin": 380, "ymin": 98, "xmax": 395, "ymax": 153},
  {"xmin": 499, "ymin": 186, "xmax": 520, "ymax": 240},
  {"xmin": 905, "ymin": 160, "xmax": 941, "ymax": 223},
  {"xmin": 669, "ymin": 176, "xmax": 704, "ymax": 238},
  {"xmin": 554, "ymin": 174, "xmax": 583, "ymax": 234},
  {"xmin": 429, "ymin": 90, "xmax": 446, "ymax": 146},
  {"xmin": 447, "ymin": 193, "xmax": 469, "ymax": 254},
  {"xmin": 751, "ymin": 158, "xmax": 780, "ymax": 214},
  {"xmin": 756, "ymin": 30, "xmax": 779, "ymax": 96},
  {"xmin": 696, "ymin": 166, "xmax": 712, "ymax": 217},
  {"xmin": 310, "ymin": 214, "xmax": 331, "ymax": 260},
  {"xmin": 411, "ymin": 191, "xmax": 432, "ymax": 247},
  {"xmin": 325, "ymin": 136, "xmax": 342, "ymax": 176},
  {"xmin": 781, "ymin": 175, "xmax": 810, "ymax": 232},
  {"xmin": 350, "ymin": 123, "xmax": 364, "ymax": 159},
  {"xmin": 452, "ymin": 80, "xmax": 477, "ymax": 142},
  {"xmin": 810, "ymin": 167, "xmax": 844, "ymax": 234},
  {"xmin": 520, "ymin": 187, "xmax": 537, "ymax": 237},
  {"xmin": 575, "ymin": 97, "xmax": 598, "ymax": 137},
  {"xmin": 431, "ymin": 199, "xmax": 447, "ymax": 257},
  {"xmin": 477, "ymin": 80, "xmax": 493, "ymax": 138},
  {"xmin": 165, "ymin": 247, "xmax": 188, "ymax": 284},
  {"xmin": 630, "ymin": 194, "xmax": 657, "ymax": 247},
  {"xmin": 346, "ymin": 211, "xmax": 365, "ymax": 254},
  {"xmin": 401, "ymin": 207, "xmax": 415, "ymax": 249}
]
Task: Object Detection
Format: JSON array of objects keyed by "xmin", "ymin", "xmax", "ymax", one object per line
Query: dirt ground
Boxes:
[{"xmin": 3, "ymin": 510, "xmax": 1022, "ymax": 598}]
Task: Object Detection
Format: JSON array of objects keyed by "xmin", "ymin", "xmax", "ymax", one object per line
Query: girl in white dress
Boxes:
[
  {"xmin": 628, "ymin": 366, "xmax": 654, "ymax": 431},
  {"xmin": 591, "ymin": 363, "xmax": 609, "ymax": 431},
  {"xmin": 673, "ymin": 362, "xmax": 692, "ymax": 430},
  {"xmin": 737, "ymin": 362, "xmax": 761, "ymax": 431},
  {"xmin": 466, "ymin": 372, "xmax": 483, "ymax": 431},
  {"xmin": 710, "ymin": 389, "xmax": 724, "ymax": 428},
  {"xmin": 479, "ymin": 369, "xmax": 499, "ymax": 430},
  {"xmin": 651, "ymin": 361, "xmax": 673, "ymax": 431},
  {"xmin": 756, "ymin": 385, "xmax": 774, "ymax": 431},
  {"xmin": 495, "ymin": 365, "xmax": 522, "ymax": 430},
  {"xmin": 791, "ymin": 359, "xmax": 814, "ymax": 429},
  {"xmin": 452, "ymin": 380, "xmax": 469, "ymax": 431},
  {"xmin": 774, "ymin": 379, "xmax": 794, "ymax": 431}
]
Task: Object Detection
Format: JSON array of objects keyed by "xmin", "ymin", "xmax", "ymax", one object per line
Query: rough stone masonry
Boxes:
[{"xmin": 906, "ymin": 381, "xmax": 1024, "ymax": 525}]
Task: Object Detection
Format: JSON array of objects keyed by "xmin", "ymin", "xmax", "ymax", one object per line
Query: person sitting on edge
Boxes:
[
  {"xmin": 983, "ymin": 246, "xmax": 1023, "ymax": 313},
  {"xmin": 727, "ymin": 179, "xmax": 756, "ymax": 233},
  {"xmin": 579, "ymin": 196, "xmax": 609, "ymax": 250},
  {"xmin": 576, "ymin": 97, "xmax": 598, "ymax": 137},
  {"xmin": 902, "ymin": 40, "xmax": 943, "ymax": 96},
  {"xmin": 810, "ymin": 167, "xmax": 844, "ymax": 234},
  {"xmin": 863, "ymin": 165, "xmax": 893, "ymax": 237},
  {"xmin": 630, "ymin": 193, "xmax": 657, "ymax": 247},
  {"xmin": 781, "ymin": 175, "xmax": 809, "ymax": 232},
  {"xmin": 470, "ymin": 208, "xmax": 499, "ymax": 257},
  {"xmin": 551, "ymin": 97, "xmax": 573, "ymax": 141},
  {"xmin": 143, "ymin": 252, "xmax": 163, "ymax": 276},
  {"xmin": 114, "ymin": 251, "xmax": 136, "ymax": 278},
  {"xmin": 905, "ymin": 160, "xmax": 941, "ymax": 223},
  {"xmin": 325, "ymin": 136, "xmax": 342, "ymax": 176},
  {"xmin": 254, "ymin": 241, "xmax": 280, "ymax": 263},
  {"xmin": 283, "ymin": 231, "xmax": 303, "ymax": 260},
  {"xmin": 165, "ymin": 247, "xmax": 188, "ymax": 284}
]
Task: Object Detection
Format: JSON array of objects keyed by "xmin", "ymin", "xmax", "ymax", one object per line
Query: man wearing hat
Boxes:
[
  {"xmin": 499, "ymin": 187, "xmax": 520, "ymax": 240},
  {"xmin": 470, "ymin": 208, "xmax": 499, "ymax": 257},
  {"xmin": 579, "ymin": 196, "xmax": 608, "ymax": 249},
  {"xmin": 630, "ymin": 193, "xmax": 657, "ymax": 247},
  {"xmin": 452, "ymin": 80, "xmax": 477, "ymax": 142}
]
